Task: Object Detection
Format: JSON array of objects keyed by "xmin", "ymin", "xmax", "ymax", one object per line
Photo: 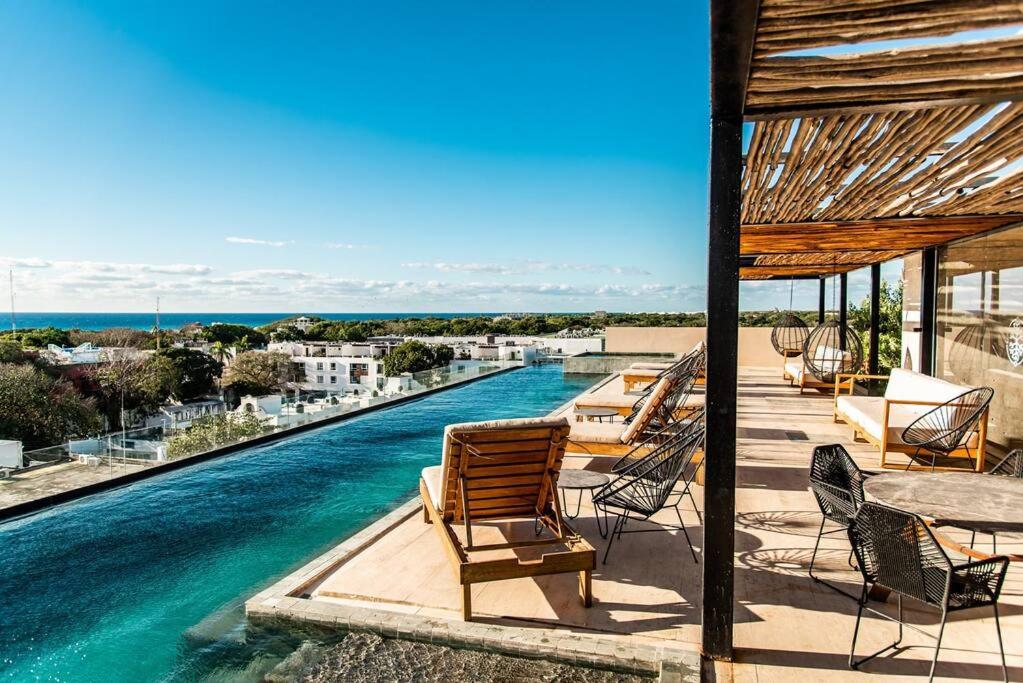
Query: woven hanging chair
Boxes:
[
  {"xmin": 802, "ymin": 320, "xmax": 863, "ymax": 383},
  {"xmin": 771, "ymin": 313, "xmax": 809, "ymax": 356}
]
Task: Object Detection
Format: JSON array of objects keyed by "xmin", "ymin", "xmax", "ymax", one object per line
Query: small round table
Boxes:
[
  {"xmin": 557, "ymin": 469, "xmax": 610, "ymax": 538},
  {"xmin": 575, "ymin": 407, "xmax": 619, "ymax": 423},
  {"xmin": 864, "ymin": 472, "xmax": 1023, "ymax": 535}
]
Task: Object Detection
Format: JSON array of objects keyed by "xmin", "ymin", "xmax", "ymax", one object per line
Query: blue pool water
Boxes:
[{"xmin": 0, "ymin": 365, "xmax": 600, "ymax": 682}]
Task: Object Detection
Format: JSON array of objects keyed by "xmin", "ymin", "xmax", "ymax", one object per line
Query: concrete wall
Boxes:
[{"xmin": 605, "ymin": 327, "xmax": 783, "ymax": 368}]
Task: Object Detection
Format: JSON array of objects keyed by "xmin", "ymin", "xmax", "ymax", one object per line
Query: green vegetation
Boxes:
[
  {"xmin": 154, "ymin": 347, "xmax": 223, "ymax": 401},
  {"xmin": 90, "ymin": 355, "xmax": 176, "ymax": 430},
  {"xmin": 223, "ymin": 350, "xmax": 295, "ymax": 396},
  {"xmin": 0, "ymin": 326, "xmax": 71, "ymax": 349},
  {"xmin": 0, "ymin": 363, "xmax": 101, "ymax": 449},
  {"xmin": 165, "ymin": 413, "xmax": 270, "ymax": 459},
  {"xmin": 382, "ymin": 340, "xmax": 455, "ymax": 376},
  {"xmin": 849, "ymin": 281, "xmax": 903, "ymax": 374},
  {"xmin": 199, "ymin": 323, "xmax": 268, "ymax": 347}
]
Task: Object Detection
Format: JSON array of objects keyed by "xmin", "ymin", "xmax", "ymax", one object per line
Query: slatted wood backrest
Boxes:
[{"xmin": 439, "ymin": 418, "xmax": 571, "ymax": 523}]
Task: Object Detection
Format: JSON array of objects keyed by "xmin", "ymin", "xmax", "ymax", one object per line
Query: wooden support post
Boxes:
[
  {"xmin": 920, "ymin": 247, "xmax": 938, "ymax": 376},
  {"xmin": 818, "ymin": 277, "xmax": 826, "ymax": 324},
  {"xmin": 704, "ymin": 0, "xmax": 758, "ymax": 663},
  {"xmin": 869, "ymin": 263, "xmax": 881, "ymax": 376},
  {"xmin": 839, "ymin": 273, "xmax": 848, "ymax": 351}
]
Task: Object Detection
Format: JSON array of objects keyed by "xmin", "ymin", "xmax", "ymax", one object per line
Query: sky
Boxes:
[{"xmin": 0, "ymin": 1, "xmax": 899, "ymax": 314}]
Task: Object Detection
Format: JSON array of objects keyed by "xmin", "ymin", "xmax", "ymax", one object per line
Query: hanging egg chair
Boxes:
[
  {"xmin": 771, "ymin": 313, "xmax": 810, "ymax": 356},
  {"xmin": 802, "ymin": 319, "xmax": 863, "ymax": 384},
  {"xmin": 771, "ymin": 280, "xmax": 810, "ymax": 356}
]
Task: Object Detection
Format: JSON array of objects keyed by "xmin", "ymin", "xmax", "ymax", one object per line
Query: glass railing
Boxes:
[{"xmin": 3, "ymin": 361, "xmax": 516, "ymax": 511}]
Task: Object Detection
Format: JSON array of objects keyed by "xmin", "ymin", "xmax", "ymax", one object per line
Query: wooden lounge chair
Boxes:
[
  {"xmin": 566, "ymin": 376, "xmax": 678, "ymax": 456},
  {"xmin": 622, "ymin": 342, "xmax": 705, "ymax": 392},
  {"xmin": 419, "ymin": 416, "xmax": 595, "ymax": 621}
]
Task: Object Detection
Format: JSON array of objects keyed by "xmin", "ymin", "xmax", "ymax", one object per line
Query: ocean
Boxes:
[{"xmin": 7, "ymin": 312, "xmax": 505, "ymax": 331}]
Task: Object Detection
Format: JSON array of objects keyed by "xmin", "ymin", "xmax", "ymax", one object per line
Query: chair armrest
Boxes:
[
  {"xmin": 885, "ymin": 398, "xmax": 967, "ymax": 408},
  {"xmin": 952, "ymin": 555, "xmax": 1011, "ymax": 598}
]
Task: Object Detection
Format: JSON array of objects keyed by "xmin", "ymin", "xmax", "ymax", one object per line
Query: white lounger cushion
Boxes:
[
  {"xmin": 884, "ymin": 368, "xmax": 970, "ymax": 404},
  {"xmin": 624, "ymin": 367, "xmax": 661, "ymax": 379},
  {"xmin": 574, "ymin": 391, "xmax": 704, "ymax": 411},
  {"xmin": 630, "ymin": 361, "xmax": 674, "ymax": 371},
  {"xmin": 421, "ymin": 465, "xmax": 443, "ymax": 511},
  {"xmin": 570, "ymin": 376, "xmax": 671, "ymax": 445}
]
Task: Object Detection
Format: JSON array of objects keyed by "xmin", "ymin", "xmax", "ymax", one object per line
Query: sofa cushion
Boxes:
[
  {"xmin": 884, "ymin": 368, "xmax": 971, "ymax": 405},
  {"xmin": 836, "ymin": 395, "xmax": 978, "ymax": 448}
]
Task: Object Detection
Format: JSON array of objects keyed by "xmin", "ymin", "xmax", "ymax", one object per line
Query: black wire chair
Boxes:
[
  {"xmin": 613, "ymin": 406, "xmax": 706, "ymax": 522},
  {"xmin": 991, "ymin": 448, "xmax": 1023, "ymax": 478},
  {"xmin": 963, "ymin": 449, "xmax": 1023, "ymax": 553},
  {"xmin": 847, "ymin": 502, "xmax": 1009, "ymax": 681},
  {"xmin": 901, "ymin": 387, "xmax": 994, "ymax": 472},
  {"xmin": 802, "ymin": 319, "xmax": 863, "ymax": 384},
  {"xmin": 808, "ymin": 443, "xmax": 870, "ymax": 600},
  {"xmin": 771, "ymin": 312, "xmax": 809, "ymax": 356},
  {"xmin": 593, "ymin": 424, "xmax": 706, "ymax": 564}
]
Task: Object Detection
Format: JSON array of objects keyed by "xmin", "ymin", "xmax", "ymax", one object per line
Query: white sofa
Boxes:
[{"xmin": 834, "ymin": 368, "xmax": 988, "ymax": 471}]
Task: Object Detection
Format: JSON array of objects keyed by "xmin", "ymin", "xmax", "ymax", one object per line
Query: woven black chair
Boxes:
[
  {"xmin": 612, "ymin": 406, "xmax": 706, "ymax": 523},
  {"xmin": 901, "ymin": 386, "xmax": 994, "ymax": 472},
  {"xmin": 808, "ymin": 443, "xmax": 870, "ymax": 600},
  {"xmin": 963, "ymin": 449, "xmax": 1023, "ymax": 553},
  {"xmin": 847, "ymin": 502, "xmax": 1009, "ymax": 681},
  {"xmin": 802, "ymin": 319, "xmax": 863, "ymax": 384},
  {"xmin": 991, "ymin": 448, "xmax": 1023, "ymax": 478},
  {"xmin": 771, "ymin": 312, "xmax": 810, "ymax": 356},
  {"xmin": 593, "ymin": 424, "xmax": 705, "ymax": 564}
]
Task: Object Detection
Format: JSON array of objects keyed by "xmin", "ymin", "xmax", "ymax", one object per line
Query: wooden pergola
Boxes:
[{"xmin": 704, "ymin": 0, "xmax": 1023, "ymax": 663}]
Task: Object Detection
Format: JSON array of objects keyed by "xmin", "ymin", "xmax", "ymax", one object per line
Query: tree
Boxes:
[
  {"xmin": 155, "ymin": 347, "xmax": 222, "ymax": 401},
  {"xmin": 3, "ymin": 326, "xmax": 71, "ymax": 349},
  {"xmin": 90, "ymin": 354, "xmax": 175, "ymax": 430},
  {"xmin": 0, "ymin": 363, "xmax": 101, "ymax": 449},
  {"xmin": 199, "ymin": 323, "xmax": 267, "ymax": 347},
  {"xmin": 165, "ymin": 412, "xmax": 270, "ymax": 459},
  {"xmin": 0, "ymin": 340, "xmax": 27, "ymax": 364},
  {"xmin": 269, "ymin": 325, "xmax": 303, "ymax": 342},
  {"xmin": 848, "ymin": 280, "xmax": 903, "ymax": 374},
  {"xmin": 382, "ymin": 341, "xmax": 453, "ymax": 376},
  {"xmin": 223, "ymin": 351, "xmax": 295, "ymax": 395}
]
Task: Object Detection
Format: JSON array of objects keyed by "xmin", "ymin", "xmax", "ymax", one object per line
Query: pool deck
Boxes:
[{"xmin": 246, "ymin": 367, "xmax": 1023, "ymax": 682}]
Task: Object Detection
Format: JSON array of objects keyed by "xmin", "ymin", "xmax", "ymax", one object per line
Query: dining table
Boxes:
[{"xmin": 863, "ymin": 471, "xmax": 1023, "ymax": 560}]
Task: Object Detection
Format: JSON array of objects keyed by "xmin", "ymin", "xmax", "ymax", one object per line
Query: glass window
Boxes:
[
  {"xmin": 936, "ymin": 224, "xmax": 1023, "ymax": 450},
  {"xmin": 330, "ymin": 376, "xmax": 337, "ymax": 384},
  {"xmin": 316, "ymin": 362, "xmax": 323, "ymax": 371},
  {"xmin": 316, "ymin": 375, "xmax": 323, "ymax": 384},
  {"xmin": 329, "ymin": 362, "xmax": 336, "ymax": 371}
]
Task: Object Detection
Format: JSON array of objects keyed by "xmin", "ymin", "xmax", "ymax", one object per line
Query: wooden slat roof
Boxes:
[{"xmin": 739, "ymin": 0, "xmax": 1023, "ymax": 280}]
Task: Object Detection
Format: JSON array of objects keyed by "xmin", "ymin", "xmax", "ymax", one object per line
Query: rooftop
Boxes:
[{"xmin": 247, "ymin": 367, "xmax": 1022, "ymax": 679}]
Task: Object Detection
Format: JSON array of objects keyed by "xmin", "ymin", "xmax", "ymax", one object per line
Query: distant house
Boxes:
[{"xmin": 143, "ymin": 399, "xmax": 227, "ymax": 430}]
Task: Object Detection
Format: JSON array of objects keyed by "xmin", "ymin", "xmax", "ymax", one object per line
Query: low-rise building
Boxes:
[
  {"xmin": 269, "ymin": 341, "xmax": 395, "ymax": 393},
  {"xmin": 143, "ymin": 399, "xmax": 228, "ymax": 430}
]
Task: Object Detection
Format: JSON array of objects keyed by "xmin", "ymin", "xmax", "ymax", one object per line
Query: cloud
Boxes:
[
  {"xmin": 326, "ymin": 243, "xmax": 368, "ymax": 250},
  {"xmin": 0, "ymin": 257, "xmax": 52, "ymax": 269},
  {"xmin": 225, "ymin": 236, "xmax": 292, "ymax": 247},
  {"xmin": 402, "ymin": 262, "xmax": 515, "ymax": 274},
  {"xmin": 401, "ymin": 261, "xmax": 652, "ymax": 276}
]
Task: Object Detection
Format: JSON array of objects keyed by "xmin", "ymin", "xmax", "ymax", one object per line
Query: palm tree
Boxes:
[{"xmin": 209, "ymin": 341, "xmax": 230, "ymax": 394}]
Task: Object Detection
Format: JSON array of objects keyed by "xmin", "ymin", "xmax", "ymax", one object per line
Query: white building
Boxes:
[
  {"xmin": 44, "ymin": 343, "xmax": 105, "ymax": 364},
  {"xmin": 269, "ymin": 341, "xmax": 394, "ymax": 393},
  {"xmin": 143, "ymin": 399, "xmax": 227, "ymax": 430}
]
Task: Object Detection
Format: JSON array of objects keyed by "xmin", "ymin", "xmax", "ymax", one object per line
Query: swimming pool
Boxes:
[{"xmin": 0, "ymin": 365, "xmax": 601, "ymax": 682}]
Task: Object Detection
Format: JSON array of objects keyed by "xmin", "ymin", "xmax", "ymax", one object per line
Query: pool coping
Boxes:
[
  {"xmin": 0, "ymin": 364, "xmax": 521, "ymax": 523},
  {"xmin": 244, "ymin": 371, "xmax": 701, "ymax": 681}
]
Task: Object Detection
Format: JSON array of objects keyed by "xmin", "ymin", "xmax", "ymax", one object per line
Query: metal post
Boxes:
[
  {"xmin": 839, "ymin": 273, "xmax": 848, "ymax": 351},
  {"xmin": 920, "ymin": 247, "xmax": 938, "ymax": 376},
  {"xmin": 704, "ymin": 0, "xmax": 758, "ymax": 662},
  {"xmin": 869, "ymin": 263, "xmax": 881, "ymax": 375},
  {"xmin": 818, "ymin": 277, "xmax": 826, "ymax": 324}
]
